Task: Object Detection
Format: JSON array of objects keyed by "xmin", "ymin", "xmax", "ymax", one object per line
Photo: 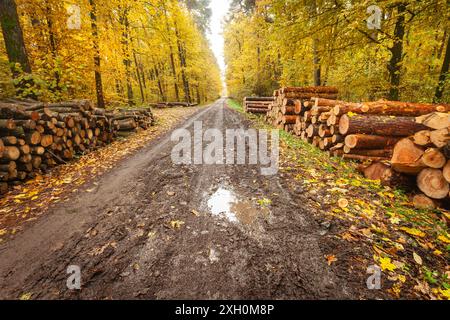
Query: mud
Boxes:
[{"xmin": 0, "ymin": 100, "xmax": 380, "ymax": 299}]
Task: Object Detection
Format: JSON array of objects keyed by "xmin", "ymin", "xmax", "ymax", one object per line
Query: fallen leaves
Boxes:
[
  {"xmin": 379, "ymin": 256, "xmax": 397, "ymax": 272},
  {"xmin": 325, "ymin": 254, "xmax": 337, "ymax": 266},
  {"xmin": 0, "ymin": 107, "xmax": 201, "ymax": 241},
  {"xmin": 413, "ymin": 252, "xmax": 423, "ymax": 265},
  {"xmin": 191, "ymin": 209, "xmax": 200, "ymax": 217},
  {"xmin": 19, "ymin": 293, "xmax": 32, "ymax": 300},
  {"xmin": 400, "ymin": 227, "xmax": 426, "ymax": 238},
  {"xmin": 170, "ymin": 220, "xmax": 185, "ymax": 229}
]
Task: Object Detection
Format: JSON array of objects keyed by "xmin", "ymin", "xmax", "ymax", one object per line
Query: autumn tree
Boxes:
[{"xmin": 0, "ymin": 0, "xmax": 31, "ymax": 75}]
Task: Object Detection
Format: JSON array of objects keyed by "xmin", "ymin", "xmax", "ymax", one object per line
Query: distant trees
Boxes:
[
  {"xmin": 224, "ymin": 0, "xmax": 450, "ymax": 103},
  {"xmin": 0, "ymin": 0, "xmax": 222, "ymax": 104}
]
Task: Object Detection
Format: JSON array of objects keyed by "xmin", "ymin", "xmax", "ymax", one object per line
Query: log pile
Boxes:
[
  {"xmin": 265, "ymin": 86, "xmax": 339, "ymax": 132},
  {"xmin": 0, "ymin": 99, "xmax": 155, "ymax": 194},
  {"xmin": 151, "ymin": 102, "xmax": 198, "ymax": 108},
  {"xmin": 265, "ymin": 92, "xmax": 450, "ymax": 207},
  {"xmin": 243, "ymin": 97, "xmax": 274, "ymax": 114}
]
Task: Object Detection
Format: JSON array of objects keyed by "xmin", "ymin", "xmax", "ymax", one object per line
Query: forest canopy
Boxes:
[
  {"xmin": 224, "ymin": 0, "xmax": 450, "ymax": 103},
  {"xmin": 0, "ymin": 0, "xmax": 222, "ymax": 106}
]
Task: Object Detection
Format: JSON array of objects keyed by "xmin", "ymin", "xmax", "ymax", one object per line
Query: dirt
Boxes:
[{"xmin": 0, "ymin": 99, "xmax": 387, "ymax": 299}]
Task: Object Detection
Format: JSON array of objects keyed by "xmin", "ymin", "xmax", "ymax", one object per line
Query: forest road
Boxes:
[{"xmin": 0, "ymin": 99, "xmax": 359, "ymax": 299}]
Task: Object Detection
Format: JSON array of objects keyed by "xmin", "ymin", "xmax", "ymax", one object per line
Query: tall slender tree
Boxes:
[
  {"xmin": 0, "ymin": 0, "xmax": 31, "ymax": 75},
  {"xmin": 89, "ymin": 0, "xmax": 106, "ymax": 108}
]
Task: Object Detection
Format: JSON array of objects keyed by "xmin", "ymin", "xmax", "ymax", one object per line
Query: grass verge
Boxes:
[{"xmin": 227, "ymin": 98, "xmax": 450, "ymax": 300}]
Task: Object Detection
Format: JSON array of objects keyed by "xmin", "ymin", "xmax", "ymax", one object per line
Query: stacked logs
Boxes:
[
  {"xmin": 265, "ymin": 86, "xmax": 339, "ymax": 132},
  {"xmin": 243, "ymin": 97, "xmax": 274, "ymax": 114},
  {"xmin": 362, "ymin": 112, "xmax": 450, "ymax": 207},
  {"xmin": 270, "ymin": 94, "xmax": 450, "ymax": 206},
  {"xmin": 109, "ymin": 108, "xmax": 154, "ymax": 137},
  {"xmin": 0, "ymin": 99, "xmax": 154, "ymax": 194},
  {"xmin": 151, "ymin": 102, "xmax": 198, "ymax": 108}
]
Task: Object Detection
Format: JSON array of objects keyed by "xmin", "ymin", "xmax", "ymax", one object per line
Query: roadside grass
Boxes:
[{"xmin": 227, "ymin": 99, "xmax": 450, "ymax": 300}]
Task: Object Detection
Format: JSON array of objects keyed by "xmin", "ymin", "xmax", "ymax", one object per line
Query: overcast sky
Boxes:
[{"xmin": 207, "ymin": 0, "xmax": 231, "ymax": 75}]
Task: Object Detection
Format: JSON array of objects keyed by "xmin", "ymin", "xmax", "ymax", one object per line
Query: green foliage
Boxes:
[{"xmin": 224, "ymin": 0, "xmax": 450, "ymax": 103}]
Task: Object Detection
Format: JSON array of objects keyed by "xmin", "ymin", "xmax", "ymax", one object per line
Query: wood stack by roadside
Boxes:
[
  {"xmin": 0, "ymin": 99, "xmax": 155, "ymax": 194},
  {"xmin": 243, "ymin": 97, "xmax": 274, "ymax": 114},
  {"xmin": 264, "ymin": 91, "xmax": 450, "ymax": 207},
  {"xmin": 265, "ymin": 86, "xmax": 339, "ymax": 133},
  {"xmin": 151, "ymin": 102, "xmax": 198, "ymax": 108},
  {"xmin": 361, "ymin": 112, "xmax": 450, "ymax": 208}
]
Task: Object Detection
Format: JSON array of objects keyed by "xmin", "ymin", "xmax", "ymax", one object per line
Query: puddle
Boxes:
[
  {"xmin": 206, "ymin": 187, "xmax": 270, "ymax": 225},
  {"xmin": 207, "ymin": 187, "xmax": 238, "ymax": 222}
]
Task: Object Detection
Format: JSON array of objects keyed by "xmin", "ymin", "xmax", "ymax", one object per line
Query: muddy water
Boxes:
[{"xmin": 206, "ymin": 186, "xmax": 270, "ymax": 225}]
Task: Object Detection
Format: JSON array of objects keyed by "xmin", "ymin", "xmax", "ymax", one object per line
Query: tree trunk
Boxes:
[
  {"xmin": 0, "ymin": 0, "xmax": 31, "ymax": 74},
  {"xmin": 133, "ymin": 51, "xmax": 145, "ymax": 103},
  {"xmin": 313, "ymin": 38, "xmax": 321, "ymax": 86},
  {"xmin": 175, "ymin": 22, "xmax": 191, "ymax": 103},
  {"xmin": 89, "ymin": 0, "xmax": 106, "ymax": 108},
  {"xmin": 434, "ymin": 32, "xmax": 450, "ymax": 102},
  {"xmin": 163, "ymin": 3, "xmax": 180, "ymax": 101},
  {"xmin": 119, "ymin": 7, "xmax": 134, "ymax": 106},
  {"xmin": 387, "ymin": 3, "xmax": 406, "ymax": 101}
]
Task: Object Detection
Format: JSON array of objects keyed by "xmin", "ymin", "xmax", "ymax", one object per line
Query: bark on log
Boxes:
[
  {"xmin": 344, "ymin": 134, "xmax": 401, "ymax": 149},
  {"xmin": 339, "ymin": 114, "xmax": 428, "ymax": 136}
]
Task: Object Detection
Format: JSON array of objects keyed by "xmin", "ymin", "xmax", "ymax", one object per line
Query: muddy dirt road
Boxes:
[{"xmin": 0, "ymin": 99, "xmax": 362, "ymax": 299}]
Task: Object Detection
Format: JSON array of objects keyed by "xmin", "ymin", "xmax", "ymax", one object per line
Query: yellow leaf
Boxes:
[
  {"xmin": 170, "ymin": 220, "xmax": 185, "ymax": 229},
  {"xmin": 0, "ymin": 229, "xmax": 7, "ymax": 236},
  {"xmin": 379, "ymin": 256, "xmax": 397, "ymax": 272},
  {"xmin": 400, "ymin": 227, "xmax": 426, "ymax": 238},
  {"xmin": 389, "ymin": 216, "xmax": 401, "ymax": 224},
  {"xmin": 437, "ymin": 235, "xmax": 450, "ymax": 244},
  {"xmin": 439, "ymin": 288, "xmax": 450, "ymax": 300},
  {"xmin": 19, "ymin": 293, "xmax": 32, "ymax": 300}
]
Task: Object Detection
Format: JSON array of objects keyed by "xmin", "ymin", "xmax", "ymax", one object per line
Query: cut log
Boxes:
[
  {"xmin": 25, "ymin": 131, "xmax": 41, "ymax": 145},
  {"xmin": 442, "ymin": 160, "xmax": 450, "ymax": 183},
  {"xmin": 429, "ymin": 128, "xmax": 450, "ymax": 148},
  {"xmin": 0, "ymin": 161, "xmax": 16, "ymax": 173},
  {"xmin": 343, "ymin": 148, "xmax": 393, "ymax": 158},
  {"xmin": 360, "ymin": 162, "xmax": 413, "ymax": 187},
  {"xmin": 360, "ymin": 100, "xmax": 450, "ymax": 116},
  {"xmin": 0, "ymin": 119, "xmax": 16, "ymax": 130},
  {"xmin": 40, "ymin": 135, "xmax": 54, "ymax": 148},
  {"xmin": 1, "ymin": 136, "xmax": 18, "ymax": 145},
  {"xmin": 1, "ymin": 146, "xmax": 20, "ymax": 161},
  {"xmin": 422, "ymin": 148, "xmax": 446, "ymax": 169},
  {"xmin": 339, "ymin": 115, "xmax": 428, "ymax": 136},
  {"xmin": 340, "ymin": 154, "xmax": 389, "ymax": 162},
  {"xmin": 417, "ymin": 168, "xmax": 449, "ymax": 199},
  {"xmin": 416, "ymin": 112, "xmax": 450, "ymax": 130},
  {"xmin": 281, "ymin": 115, "xmax": 298, "ymax": 125},
  {"xmin": 345, "ymin": 134, "xmax": 400, "ymax": 149},
  {"xmin": 412, "ymin": 194, "xmax": 437, "ymax": 210},
  {"xmin": 413, "ymin": 130, "xmax": 431, "ymax": 146},
  {"xmin": 391, "ymin": 138, "xmax": 425, "ymax": 174}
]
